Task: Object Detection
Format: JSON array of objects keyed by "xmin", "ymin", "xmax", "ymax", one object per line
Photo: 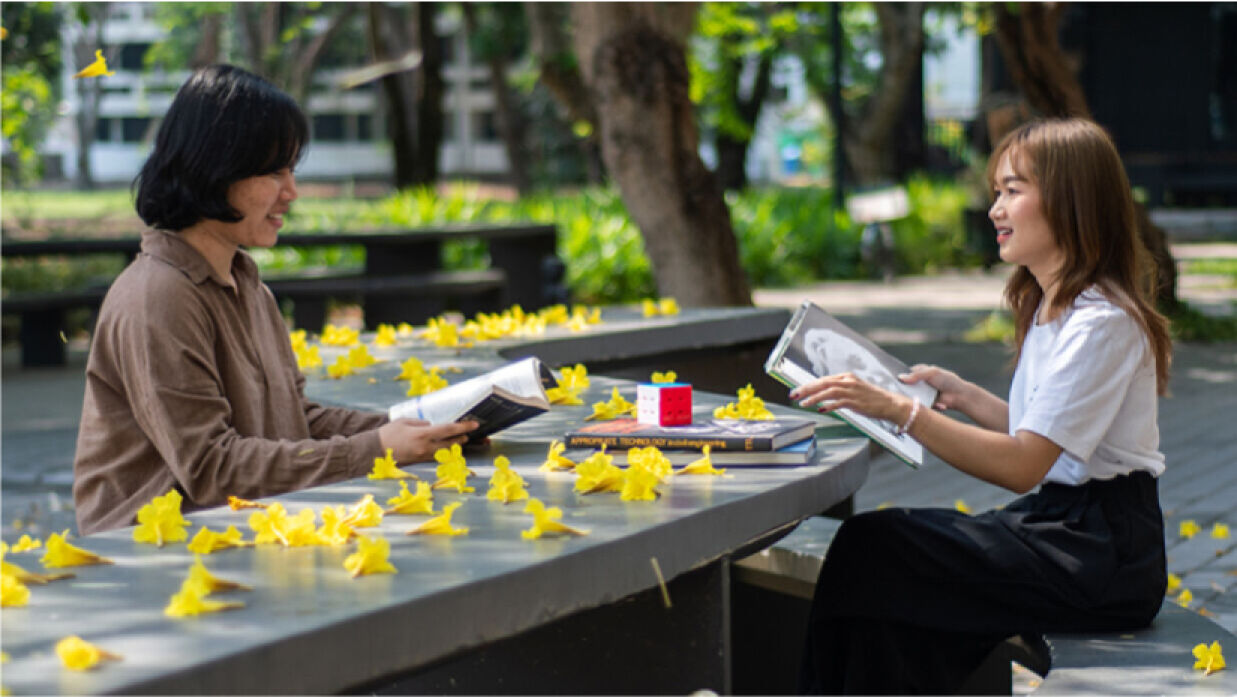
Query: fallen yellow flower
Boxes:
[
  {"xmin": 1166, "ymin": 572, "xmax": 1182, "ymax": 594},
  {"xmin": 327, "ymin": 355, "xmax": 354, "ymax": 379},
  {"xmin": 559, "ymin": 364, "xmax": 590, "ymax": 391},
  {"xmin": 641, "ymin": 299, "xmax": 659, "ymax": 317},
  {"xmin": 342, "ymin": 495, "xmax": 384, "ymax": 528},
  {"xmin": 1192, "ymin": 640, "xmax": 1225, "ymax": 676},
  {"xmin": 422, "ymin": 317, "xmax": 461, "ymax": 347},
  {"xmin": 1, "ymin": 573, "xmax": 30, "ymax": 607},
  {"xmin": 585, "ymin": 387, "xmax": 637, "ymax": 421},
  {"xmin": 321, "ymin": 324, "xmax": 361, "ymax": 347},
  {"xmin": 406, "ymin": 367, "xmax": 449, "ymax": 396},
  {"xmin": 651, "ymin": 371, "xmax": 677, "ymax": 384},
  {"xmin": 132, "ymin": 489, "xmax": 192, "ymax": 547},
  {"xmin": 73, "ymin": 49, "xmax": 114, "ymax": 79},
  {"xmin": 346, "ymin": 344, "xmax": 379, "ymax": 369},
  {"xmin": 674, "ymin": 446, "xmax": 727, "ymax": 476},
  {"xmin": 627, "ymin": 446, "xmax": 672, "ymax": 481},
  {"xmin": 658, "ymin": 298, "xmax": 680, "ymax": 315},
  {"xmin": 164, "ymin": 578, "xmax": 245, "ymax": 618},
  {"xmin": 1212, "ymin": 523, "xmax": 1231, "ymax": 539},
  {"xmin": 295, "ymin": 344, "xmax": 322, "ymax": 370},
  {"xmin": 186, "ymin": 525, "xmax": 249, "ymax": 554},
  {"xmin": 369, "ymin": 448, "xmax": 416, "ymax": 480},
  {"xmin": 620, "ymin": 465, "xmax": 662, "ymax": 502},
  {"xmin": 2, "ymin": 546, "xmax": 74, "ymax": 584},
  {"xmin": 486, "ymin": 456, "xmax": 530, "ymax": 503},
  {"xmin": 41, "ymin": 532, "xmax": 112, "ymax": 569},
  {"xmin": 344, "ymin": 535, "xmax": 398, "ymax": 577},
  {"xmin": 713, "ymin": 383, "xmax": 775, "ymax": 420},
  {"xmin": 249, "ymin": 503, "xmax": 320, "ymax": 547},
  {"xmin": 1181, "ymin": 520, "xmax": 1202, "ymax": 538},
  {"xmin": 385, "ymin": 480, "xmax": 436, "ymax": 515},
  {"xmin": 954, "ymin": 499, "xmax": 973, "ymax": 515},
  {"xmin": 186, "ymin": 555, "xmax": 251, "ymax": 594},
  {"xmin": 289, "ymin": 329, "xmax": 308, "ymax": 352},
  {"xmin": 373, "ymin": 324, "xmax": 398, "ymax": 347},
  {"xmin": 546, "ymin": 385, "xmax": 584, "ymax": 405},
  {"xmin": 228, "ymin": 495, "xmax": 268, "ymax": 511},
  {"xmin": 11, "ymin": 535, "xmax": 41, "ymax": 553},
  {"xmin": 55, "ymin": 636, "xmax": 122, "ymax": 671},
  {"xmin": 407, "ymin": 501, "xmax": 469, "ymax": 536},
  {"xmin": 521, "ymin": 499, "xmax": 590, "ymax": 540},
  {"xmin": 1177, "ymin": 588, "xmax": 1194, "ymax": 608},
  {"xmin": 574, "ymin": 449, "xmax": 624, "ymax": 494},
  {"xmin": 432, "ymin": 444, "xmax": 475, "ymax": 493},
  {"xmin": 540, "ymin": 440, "xmax": 577, "ymax": 472}
]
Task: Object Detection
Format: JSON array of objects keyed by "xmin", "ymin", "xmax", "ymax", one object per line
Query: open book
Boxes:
[
  {"xmin": 388, "ymin": 357, "xmax": 556, "ymax": 442},
  {"xmin": 764, "ymin": 301, "xmax": 937, "ymax": 467}
]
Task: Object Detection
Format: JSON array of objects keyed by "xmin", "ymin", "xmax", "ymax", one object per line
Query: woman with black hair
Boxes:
[
  {"xmin": 792, "ymin": 118, "xmax": 1173, "ymax": 694},
  {"xmin": 73, "ymin": 65, "xmax": 476, "ymax": 535}
]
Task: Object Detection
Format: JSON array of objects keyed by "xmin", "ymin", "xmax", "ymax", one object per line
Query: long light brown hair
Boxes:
[{"xmin": 988, "ymin": 118, "xmax": 1172, "ymax": 393}]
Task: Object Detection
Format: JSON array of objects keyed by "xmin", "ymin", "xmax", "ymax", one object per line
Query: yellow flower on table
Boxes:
[
  {"xmin": 406, "ymin": 367, "xmax": 449, "ymax": 397},
  {"xmin": 954, "ymin": 499, "xmax": 973, "ymax": 515},
  {"xmin": 40, "ymin": 531, "xmax": 112, "ymax": 568},
  {"xmin": 620, "ymin": 464, "xmax": 661, "ymax": 502},
  {"xmin": 1212, "ymin": 522, "xmax": 1230, "ymax": 539},
  {"xmin": 132, "ymin": 489, "xmax": 192, "ymax": 547},
  {"xmin": 228, "ymin": 495, "xmax": 268, "ymax": 511},
  {"xmin": 289, "ymin": 329, "xmax": 308, "ymax": 352},
  {"xmin": 1180, "ymin": 520, "xmax": 1201, "ymax": 539},
  {"xmin": 521, "ymin": 499, "xmax": 590, "ymax": 540},
  {"xmin": 344, "ymin": 535, "xmax": 398, "ymax": 578},
  {"xmin": 559, "ymin": 364, "xmax": 590, "ymax": 391},
  {"xmin": 407, "ymin": 501, "xmax": 469, "ymax": 536},
  {"xmin": 11, "ymin": 534, "xmax": 42, "ymax": 553},
  {"xmin": 422, "ymin": 317, "xmax": 461, "ymax": 347},
  {"xmin": 186, "ymin": 525, "xmax": 249, "ymax": 554},
  {"xmin": 546, "ymin": 385, "xmax": 584, "ymax": 405},
  {"xmin": 373, "ymin": 324, "xmax": 398, "ymax": 347},
  {"xmin": 342, "ymin": 495, "xmax": 384, "ymax": 528},
  {"xmin": 295, "ymin": 344, "xmax": 322, "ymax": 371},
  {"xmin": 432, "ymin": 444, "xmax": 475, "ymax": 493},
  {"xmin": 713, "ymin": 383, "xmax": 774, "ymax": 420},
  {"xmin": 675, "ymin": 446, "xmax": 727, "ymax": 476},
  {"xmin": 327, "ymin": 355, "xmax": 354, "ymax": 379},
  {"xmin": 641, "ymin": 299, "xmax": 660, "ymax": 317},
  {"xmin": 486, "ymin": 456, "xmax": 529, "ymax": 504},
  {"xmin": 574, "ymin": 449, "xmax": 624, "ymax": 494},
  {"xmin": 585, "ymin": 387, "xmax": 637, "ymax": 421},
  {"xmin": 346, "ymin": 345, "xmax": 379, "ymax": 369},
  {"xmin": 369, "ymin": 448, "xmax": 416, "ymax": 480},
  {"xmin": 3, "ymin": 541, "xmax": 73, "ymax": 584},
  {"xmin": 73, "ymin": 50, "xmax": 115, "ymax": 79},
  {"xmin": 1, "ymin": 573, "xmax": 30, "ymax": 607},
  {"xmin": 658, "ymin": 298, "xmax": 680, "ymax": 315},
  {"xmin": 1176, "ymin": 588, "xmax": 1193, "ymax": 608},
  {"xmin": 627, "ymin": 446, "xmax": 672, "ymax": 481},
  {"xmin": 540, "ymin": 440, "xmax": 577, "ymax": 472},
  {"xmin": 396, "ymin": 322, "xmax": 415, "ymax": 337},
  {"xmin": 395, "ymin": 356, "xmax": 426, "ymax": 380},
  {"xmin": 651, "ymin": 371, "xmax": 677, "ymax": 384},
  {"xmin": 55, "ymin": 636, "xmax": 122, "ymax": 670},
  {"xmin": 385, "ymin": 480, "xmax": 436, "ymax": 515},
  {"xmin": 164, "ymin": 578, "xmax": 245, "ymax": 618},
  {"xmin": 321, "ymin": 324, "xmax": 361, "ymax": 347},
  {"xmin": 185, "ymin": 555, "xmax": 251, "ymax": 594},
  {"xmin": 249, "ymin": 503, "xmax": 319, "ymax": 547},
  {"xmin": 1192, "ymin": 640, "xmax": 1225, "ymax": 676},
  {"xmin": 1166, "ymin": 572, "xmax": 1182, "ymax": 594},
  {"xmin": 317, "ymin": 507, "xmax": 357, "ymax": 546}
]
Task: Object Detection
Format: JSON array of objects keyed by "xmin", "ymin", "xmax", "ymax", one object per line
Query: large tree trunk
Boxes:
[
  {"xmin": 460, "ymin": 3, "xmax": 532, "ymax": 194},
  {"xmin": 715, "ymin": 51, "xmax": 773, "ymax": 192},
  {"xmin": 71, "ymin": 3, "xmax": 107, "ymax": 190},
  {"xmin": 573, "ymin": 3, "xmax": 751, "ymax": 307},
  {"xmin": 991, "ymin": 2, "xmax": 1178, "ymax": 309},
  {"xmin": 412, "ymin": 2, "xmax": 444, "ymax": 184},
  {"xmin": 190, "ymin": 13, "xmax": 223, "ymax": 68}
]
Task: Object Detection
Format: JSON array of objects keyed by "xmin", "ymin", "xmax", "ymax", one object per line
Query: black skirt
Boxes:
[{"xmin": 799, "ymin": 470, "xmax": 1166, "ymax": 695}]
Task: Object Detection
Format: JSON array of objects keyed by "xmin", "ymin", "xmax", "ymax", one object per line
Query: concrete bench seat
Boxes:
[{"xmin": 732, "ymin": 515, "xmax": 1237, "ymax": 695}]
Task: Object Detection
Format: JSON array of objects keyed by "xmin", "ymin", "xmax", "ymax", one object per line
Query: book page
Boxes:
[{"xmin": 387, "ymin": 357, "xmax": 548, "ymax": 425}]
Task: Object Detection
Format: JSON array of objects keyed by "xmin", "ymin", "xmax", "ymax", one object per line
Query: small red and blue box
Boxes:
[{"xmin": 637, "ymin": 382, "xmax": 693, "ymax": 426}]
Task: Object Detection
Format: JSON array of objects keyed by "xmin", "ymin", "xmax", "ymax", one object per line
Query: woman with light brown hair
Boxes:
[{"xmin": 791, "ymin": 118, "xmax": 1172, "ymax": 693}]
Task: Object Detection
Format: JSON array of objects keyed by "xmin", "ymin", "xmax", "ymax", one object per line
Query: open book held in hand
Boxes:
[
  {"xmin": 764, "ymin": 301, "xmax": 937, "ymax": 467},
  {"xmin": 388, "ymin": 357, "xmax": 556, "ymax": 443}
]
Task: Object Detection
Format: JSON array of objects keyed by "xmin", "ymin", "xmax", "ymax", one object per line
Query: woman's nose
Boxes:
[{"xmin": 283, "ymin": 172, "xmax": 298, "ymax": 201}]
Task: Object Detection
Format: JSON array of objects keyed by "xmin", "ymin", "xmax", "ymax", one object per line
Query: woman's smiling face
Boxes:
[
  {"xmin": 221, "ymin": 167, "xmax": 298, "ymax": 249},
  {"xmin": 989, "ymin": 150, "xmax": 1064, "ymax": 280}
]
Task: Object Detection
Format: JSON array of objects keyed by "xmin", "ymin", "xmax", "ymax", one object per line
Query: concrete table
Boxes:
[{"xmin": 1, "ymin": 307, "xmax": 869, "ymax": 694}]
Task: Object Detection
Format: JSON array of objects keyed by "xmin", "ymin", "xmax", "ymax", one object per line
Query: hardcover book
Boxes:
[
  {"xmin": 388, "ymin": 357, "xmax": 556, "ymax": 443},
  {"xmin": 764, "ymin": 301, "xmax": 937, "ymax": 467},
  {"xmin": 565, "ymin": 436, "xmax": 819, "ymax": 467},
  {"xmin": 563, "ymin": 417, "xmax": 815, "ymax": 452}
]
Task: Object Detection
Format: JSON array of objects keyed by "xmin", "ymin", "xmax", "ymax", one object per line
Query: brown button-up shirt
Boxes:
[{"xmin": 73, "ymin": 230, "xmax": 387, "ymax": 534}]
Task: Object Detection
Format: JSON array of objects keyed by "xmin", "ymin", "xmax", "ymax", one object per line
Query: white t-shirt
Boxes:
[{"xmin": 1008, "ymin": 287, "xmax": 1164, "ymax": 485}]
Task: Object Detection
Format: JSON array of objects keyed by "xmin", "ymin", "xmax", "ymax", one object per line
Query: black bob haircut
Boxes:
[{"xmin": 134, "ymin": 64, "xmax": 308, "ymax": 231}]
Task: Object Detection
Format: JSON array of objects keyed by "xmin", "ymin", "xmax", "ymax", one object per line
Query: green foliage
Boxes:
[
  {"xmin": 964, "ymin": 310, "xmax": 1015, "ymax": 344},
  {"xmin": 1167, "ymin": 303, "xmax": 1237, "ymax": 343},
  {"xmin": 146, "ymin": 3, "xmax": 234, "ymax": 71},
  {"xmin": 1182, "ymin": 258, "xmax": 1237, "ymax": 286},
  {"xmin": 2, "ymin": 2, "xmax": 64, "ymax": 186},
  {"xmin": 891, "ymin": 175, "xmax": 980, "ymax": 274}
]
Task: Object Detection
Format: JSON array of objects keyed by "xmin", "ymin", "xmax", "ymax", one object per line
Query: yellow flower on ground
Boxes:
[
  {"xmin": 327, "ymin": 355, "xmax": 354, "ymax": 379},
  {"xmin": 41, "ymin": 531, "xmax": 112, "ymax": 568},
  {"xmin": 1166, "ymin": 572, "xmax": 1182, "ymax": 594},
  {"xmin": 521, "ymin": 499, "xmax": 590, "ymax": 540},
  {"xmin": 185, "ymin": 555, "xmax": 251, "ymax": 594},
  {"xmin": 164, "ymin": 578, "xmax": 245, "ymax": 618},
  {"xmin": 713, "ymin": 383, "xmax": 775, "ymax": 420},
  {"xmin": 486, "ymin": 456, "xmax": 530, "ymax": 503},
  {"xmin": 385, "ymin": 480, "xmax": 436, "ymax": 515},
  {"xmin": 132, "ymin": 489, "xmax": 192, "ymax": 547},
  {"xmin": 228, "ymin": 495, "xmax": 267, "ymax": 511},
  {"xmin": 373, "ymin": 324, "xmax": 398, "ymax": 347},
  {"xmin": 186, "ymin": 525, "xmax": 248, "ymax": 554},
  {"xmin": 574, "ymin": 449, "xmax": 624, "ymax": 494},
  {"xmin": 1212, "ymin": 523, "xmax": 1230, "ymax": 539},
  {"xmin": 11, "ymin": 535, "xmax": 41, "ymax": 553},
  {"xmin": 1177, "ymin": 588, "xmax": 1194, "ymax": 608},
  {"xmin": 675, "ymin": 446, "xmax": 727, "ymax": 476},
  {"xmin": 651, "ymin": 371, "xmax": 677, "ymax": 384},
  {"xmin": 344, "ymin": 535, "xmax": 398, "ymax": 577},
  {"xmin": 954, "ymin": 499, "xmax": 973, "ymax": 515},
  {"xmin": 1181, "ymin": 520, "xmax": 1202, "ymax": 539},
  {"xmin": 73, "ymin": 49, "xmax": 115, "ymax": 79},
  {"xmin": 540, "ymin": 440, "xmax": 577, "ymax": 472},
  {"xmin": 432, "ymin": 444, "xmax": 475, "ymax": 493},
  {"xmin": 1192, "ymin": 640, "xmax": 1226, "ymax": 676},
  {"xmin": 407, "ymin": 501, "xmax": 469, "ymax": 536},
  {"xmin": 585, "ymin": 387, "xmax": 637, "ymax": 421},
  {"xmin": 620, "ymin": 465, "xmax": 662, "ymax": 502},
  {"xmin": 321, "ymin": 324, "xmax": 361, "ymax": 347},
  {"xmin": 368, "ymin": 448, "xmax": 416, "ymax": 480},
  {"xmin": 55, "ymin": 636, "xmax": 122, "ymax": 670},
  {"xmin": 342, "ymin": 495, "xmax": 384, "ymax": 528},
  {"xmin": 1, "ymin": 573, "xmax": 30, "ymax": 607}
]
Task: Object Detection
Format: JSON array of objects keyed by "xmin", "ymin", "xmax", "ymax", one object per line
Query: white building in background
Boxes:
[{"xmin": 44, "ymin": 3, "xmax": 507, "ymax": 185}]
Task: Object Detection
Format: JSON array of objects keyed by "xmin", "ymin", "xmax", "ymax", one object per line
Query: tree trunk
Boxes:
[
  {"xmin": 367, "ymin": 2, "xmax": 437, "ymax": 189},
  {"xmin": 412, "ymin": 2, "xmax": 444, "ymax": 184},
  {"xmin": 190, "ymin": 13, "xmax": 223, "ymax": 68},
  {"xmin": 71, "ymin": 4, "xmax": 107, "ymax": 190},
  {"xmin": 573, "ymin": 4, "xmax": 751, "ymax": 307},
  {"xmin": 991, "ymin": 2, "xmax": 1178, "ymax": 309},
  {"xmin": 715, "ymin": 50, "xmax": 773, "ymax": 191},
  {"xmin": 461, "ymin": 3, "xmax": 532, "ymax": 194}
]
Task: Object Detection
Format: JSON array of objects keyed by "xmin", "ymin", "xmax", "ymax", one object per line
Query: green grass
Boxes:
[{"xmin": 1182, "ymin": 258, "xmax": 1237, "ymax": 287}]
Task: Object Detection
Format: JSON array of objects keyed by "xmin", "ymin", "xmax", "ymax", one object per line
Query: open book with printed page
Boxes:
[
  {"xmin": 764, "ymin": 301, "xmax": 938, "ymax": 468},
  {"xmin": 388, "ymin": 356, "xmax": 556, "ymax": 443}
]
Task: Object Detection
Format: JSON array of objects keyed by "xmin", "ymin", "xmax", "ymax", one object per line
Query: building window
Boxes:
[
  {"xmin": 95, "ymin": 118, "xmax": 113, "ymax": 143},
  {"xmin": 121, "ymin": 117, "xmax": 151, "ymax": 143},
  {"xmin": 357, "ymin": 113, "xmax": 373, "ymax": 141},
  {"xmin": 313, "ymin": 114, "xmax": 346, "ymax": 142},
  {"xmin": 473, "ymin": 111, "xmax": 498, "ymax": 142},
  {"xmin": 118, "ymin": 43, "xmax": 151, "ymax": 71}
]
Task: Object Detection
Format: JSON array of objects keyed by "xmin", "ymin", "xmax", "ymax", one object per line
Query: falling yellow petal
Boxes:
[
  {"xmin": 344, "ymin": 535, "xmax": 398, "ymax": 577},
  {"xmin": 1, "ymin": 574, "xmax": 30, "ymax": 607},
  {"xmin": 40, "ymin": 532, "xmax": 112, "ymax": 568},
  {"xmin": 132, "ymin": 490, "xmax": 192, "ymax": 547},
  {"xmin": 1192, "ymin": 640, "xmax": 1225, "ymax": 676},
  {"xmin": 73, "ymin": 49, "xmax": 115, "ymax": 79},
  {"xmin": 1211, "ymin": 523, "xmax": 1230, "ymax": 539},
  {"xmin": 385, "ymin": 480, "xmax": 436, "ymax": 515},
  {"xmin": 407, "ymin": 501, "xmax": 468, "ymax": 536},
  {"xmin": 55, "ymin": 636, "xmax": 122, "ymax": 670},
  {"xmin": 520, "ymin": 499, "xmax": 590, "ymax": 540}
]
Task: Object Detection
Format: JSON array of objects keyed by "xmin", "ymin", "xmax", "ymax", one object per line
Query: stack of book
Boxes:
[{"xmin": 562, "ymin": 417, "xmax": 820, "ymax": 466}]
